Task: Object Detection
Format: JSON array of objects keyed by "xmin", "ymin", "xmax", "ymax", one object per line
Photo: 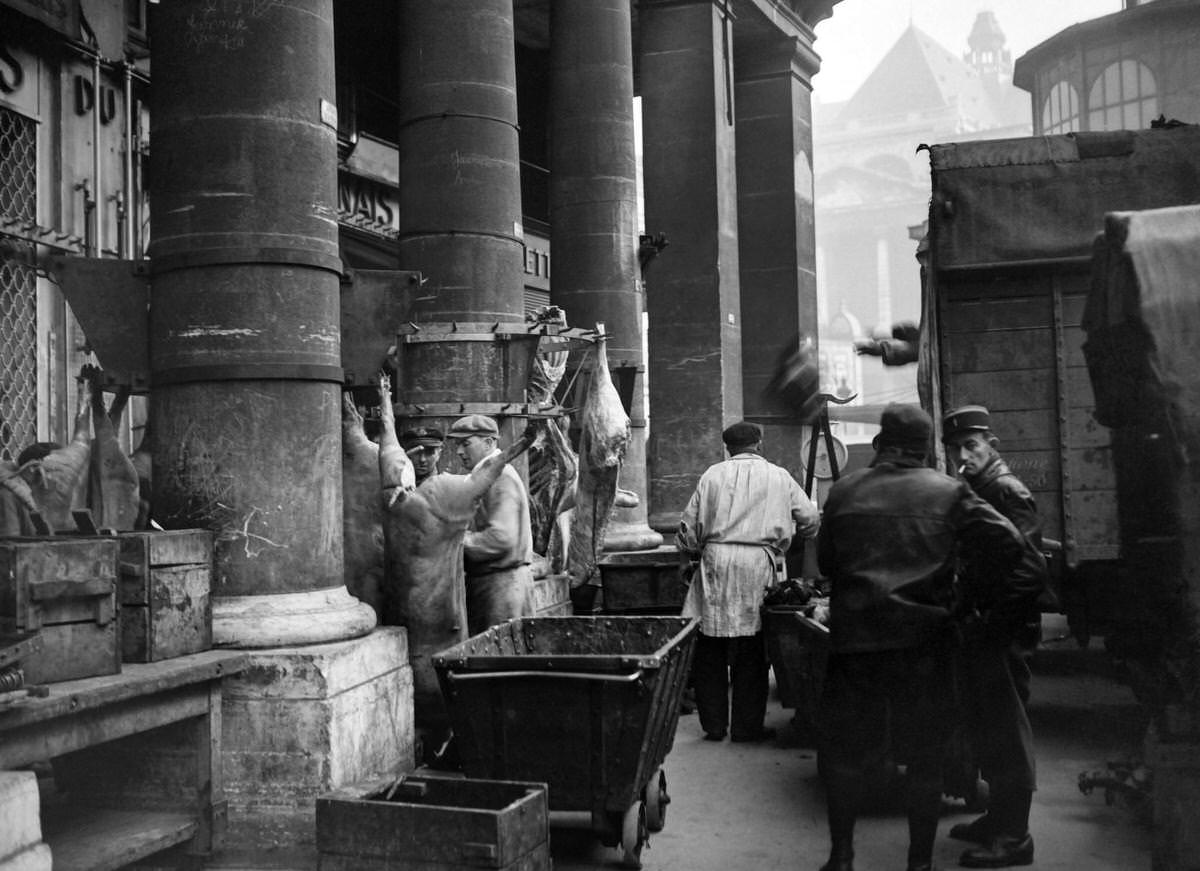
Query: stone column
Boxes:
[
  {"xmin": 396, "ymin": 0, "xmax": 524, "ymax": 325},
  {"xmin": 640, "ymin": 0, "xmax": 744, "ymax": 532},
  {"xmin": 148, "ymin": 0, "xmax": 374, "ymax": 648},
  {"xmin": 391, "ymin": 0, "xmax": 533, "ymax": 460},
  {"xmin": 548, "ymin": 0, "xmax": 661, "ymax": 551},
  {"xmin": 734, "ymin": 34, "xmax": 821, "ymax": 420},
  {"xmin": 148, "ymin": 5, "xmax": 411, "ymax": 861}
]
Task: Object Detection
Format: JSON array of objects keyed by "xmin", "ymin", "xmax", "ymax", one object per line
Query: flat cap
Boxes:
[
  {"xmin": 941, "ymin": 405, "xmax": 992, "ymax": 442},
  {"xmin": 875, "ymin": 403, "xmax": 933, "ymax": 451},
  {"xmin": 400, "ymin": 426, "xmax": 444, "ymax": 450},
  {"xmin": 722, "ymin": 421, "xmax": 763, "ymax": 448},
  {"xmin": 447, "ymin": 414, "xmax": 499, "ymax": 439}
]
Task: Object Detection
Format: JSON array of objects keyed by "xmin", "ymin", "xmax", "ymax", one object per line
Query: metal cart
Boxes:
[{"xmin": 433, "ymin": 615, "xmax": 699, "ymax": 869}]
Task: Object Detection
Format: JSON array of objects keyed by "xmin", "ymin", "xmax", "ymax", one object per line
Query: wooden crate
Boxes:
[
  {"xmin": 316, "ymin": 775, "xmax": 550, "ymax": 871},
  {"xmin": 598, "ymin": 547, "xmax": 687, "ymax": 614},
  {"xmin": 119, "ymin": 530, "xmax": 213, "ymax": 663},
  {"xmin": 0, "ymin": 538, "xmax": 120, "ymax": 684}
]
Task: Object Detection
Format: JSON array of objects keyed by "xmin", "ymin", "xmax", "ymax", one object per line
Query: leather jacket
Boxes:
[{"xmin": 817, "ymin": 454, "xmax": 1025, "ymax": 654}]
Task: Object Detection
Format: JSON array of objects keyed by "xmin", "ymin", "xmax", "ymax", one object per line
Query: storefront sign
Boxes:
[
  {"xmin": 337, "ymin": 172, "xmax": 399, "ymax": 238},
  {"xmin": 1, "ymin": 0, "xmax": 80, "ymax": 40},
  {"xmin": 524, "ymin": 233, "xmax": 550, "ymax": 292}
]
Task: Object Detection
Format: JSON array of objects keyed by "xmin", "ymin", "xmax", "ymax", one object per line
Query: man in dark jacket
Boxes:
[
  {"xmin": 815, "ymin": 404, "xmax": 1026, "ymax": 871},
  {"xmin": 942, "ymin": 405, "xmax": 1049, "ymax": 868}
]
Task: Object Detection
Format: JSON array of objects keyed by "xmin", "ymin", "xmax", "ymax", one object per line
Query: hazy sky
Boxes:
[{"xmin": 811, "ymin": 0, "xmax": 1124, "ymax": 103}]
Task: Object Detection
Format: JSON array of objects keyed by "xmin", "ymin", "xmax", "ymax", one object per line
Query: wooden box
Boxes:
[
  {"xmin": 118, "ymin": 530, "xmax": 213, "ymax": 663},
  {"xmin": 0, "ymin": 538, "xmax": 121, "ymax": 684},
  {"xmin": 316, "ymin": 775, "xmax": 550, "ymax": 871},
  {"xmin": 598, "ymin": 546, "xmax": 688, "ymax": 614}
]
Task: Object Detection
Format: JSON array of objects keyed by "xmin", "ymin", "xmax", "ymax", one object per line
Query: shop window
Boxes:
[
  {"xmin": 1041, "ymin": 80, "xmax": 1080, "ymax": 134},
  {"xmin": 0, "ymin": 105, "xmax": 38, "ymax": 462},
  {"xmin": 1088, "ymin": 59, "xmax": 1157, "ymax": 131}
]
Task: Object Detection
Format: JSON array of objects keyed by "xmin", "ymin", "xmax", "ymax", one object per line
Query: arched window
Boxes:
[
  {"xmin": 1041, "ymin": 80, "xmax": 1080, "ymax": 134},
  {"xmin": 1088, "ymin": 59, "xmax": 1157, "ymax": 130}
]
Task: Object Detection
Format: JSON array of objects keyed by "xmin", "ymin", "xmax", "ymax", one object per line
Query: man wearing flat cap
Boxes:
[
  {"xmin": 941, "ymin": 405, "xmax": 1049, "ymax": 869},
  {"xmin": 448, "ymin": 414, "xmax": 535, "ymax": 633},
  {"xmin": 400, "ymin": 427, "xmax": 444, "ymax": 486},
  {"xmin": 815, "ymin": 403, "xmax": 1027, "ymax": 871},
  {"xmin": 676, "ymin": 420, "xmax": 819, "ymax": 744}
]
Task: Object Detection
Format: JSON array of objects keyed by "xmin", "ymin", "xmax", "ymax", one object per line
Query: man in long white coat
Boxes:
[{"xmin": 676, "ymin": 421, "xmax": 820, "ymax": 742}]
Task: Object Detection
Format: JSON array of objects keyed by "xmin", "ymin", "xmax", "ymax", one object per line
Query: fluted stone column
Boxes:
[
  {"xmin": 640, "ymin": 0, "xmax": 744, "ymax": 532},
  {"xmin": 549, "ymin": 0, "xmax": 662, "ymax": 551}
]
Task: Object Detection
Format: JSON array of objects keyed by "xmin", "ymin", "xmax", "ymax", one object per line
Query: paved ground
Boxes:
[
  {"xmin": 549, "ymin": 621, "xmax": 1153, "ymax": 871},
  {"xmin": 207, "ymin": 618, "xmax": 1154, "ymax": 870}
]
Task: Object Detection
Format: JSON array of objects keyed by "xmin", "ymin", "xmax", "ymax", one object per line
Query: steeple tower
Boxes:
[{"xmin": 965, "ymin": 10, "xmax": 1012, "ymax": 85}]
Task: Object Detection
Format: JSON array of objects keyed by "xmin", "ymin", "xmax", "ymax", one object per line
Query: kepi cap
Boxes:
[
  {"xmin": 722, "ymin": 421, "xmax": 763, "ymax": 448},
  {"xmin": 874, "ymin": 403, "xmax": 933, "ymax": 452},
  {"xmin": 400, "ymin": 426, "xmax": 444, "ymax": 451},
  {"xmin": 447, "ymin": 414, "xmax": 499, "ymax": 439},
  {"xmin": 942, "ymin": 405, "xmax": 992, "ymax": 443}
]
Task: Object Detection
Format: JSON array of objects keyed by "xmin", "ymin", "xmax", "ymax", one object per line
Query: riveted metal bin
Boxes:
[{"xmin": 433, "ymin": 616, "xmax": 698, "ymax": 869}]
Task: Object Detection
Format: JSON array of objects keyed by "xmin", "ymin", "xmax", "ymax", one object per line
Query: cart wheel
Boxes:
[
  {"xmin": 620, "ymin": 800, "xmax": 648, "ymax": 869},
  {"xmin": 644, "ymin": 768, "xmax": 669, "ymax": 832}
]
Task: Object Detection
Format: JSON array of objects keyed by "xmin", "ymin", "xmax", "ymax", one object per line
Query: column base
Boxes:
[
  {"xmin": 210, "ymin": 627, "xmax": 414, "ymax": 868},
  {"xmin": 213, "ymin": 586, "xmax": 377, "ymax": 648},
  {"xmin": 603, "ymin": 519, "xmax": 665, "ymax": 552}
]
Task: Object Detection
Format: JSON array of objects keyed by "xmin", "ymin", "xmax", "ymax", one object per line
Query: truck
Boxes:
[{"xmin": 921, "ymin": 125, "xmax": 1200, "ymax": 663}]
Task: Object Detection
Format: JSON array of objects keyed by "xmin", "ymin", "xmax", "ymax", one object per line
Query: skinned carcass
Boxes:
[
  {"xmin": 526, "ymin": 347, "xmax": 578, "ymax": 572},
  {"xmin": 130, "ymin": 420, "xmax": 152, "ymax": 530},
  {"xmin": 86, "ymin": 369, "xmax": 140, "ymax": 532},
  {"xmin": 0, "ymin": 460, "xmax": 45, "ymax": 536},
  {"xmin": 342, "ymin": 391, "xmax": 385, "ymax": 618},
  {"xmin": 377, "ymin": 373, "xmax": 536, "ymax": 745},
  {"xmin": 565, "ymin": 335, "xmax": 630, "ymax": 590},
  {"xmin": 25, "ymin": 374, "xmax": 93, "ymax": 532}
]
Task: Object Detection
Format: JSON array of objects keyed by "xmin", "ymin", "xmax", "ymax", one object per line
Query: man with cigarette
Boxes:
[
  {"xmin": 815, "ymin": 404, "xmax": 1026, "ymax": 871},
  {"xmin": 942, "ymin": 405, "xmax": 1049, "ymax": 868}
]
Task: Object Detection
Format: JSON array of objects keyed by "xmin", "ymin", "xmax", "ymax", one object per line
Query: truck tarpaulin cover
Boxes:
[
  {"xmin": 1083, "ymin": 205, "xmax": 1200, "ymax": 444},
  {"xmin": 927, "ymin": 128, "xmax": 1200, "ymax": 268}
]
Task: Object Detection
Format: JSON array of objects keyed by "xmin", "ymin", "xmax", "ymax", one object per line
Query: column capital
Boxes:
[{"xmin": 734, "ymin": 32, "xmax": 821, "ymax": 83}]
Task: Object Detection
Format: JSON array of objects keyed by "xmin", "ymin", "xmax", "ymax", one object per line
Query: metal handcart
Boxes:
[{"xmin": 433, "ymin": 615, "xmax": 698, "ymax": 869}]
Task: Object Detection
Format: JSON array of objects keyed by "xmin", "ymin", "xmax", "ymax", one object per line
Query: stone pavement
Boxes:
[
  {"xmin": 206, "ymin": 618, "xmax": 1154, "ymax": 870},
  {"xmin": 550, "ymin": 621, "xmax": 1152, "ymax": 871}
]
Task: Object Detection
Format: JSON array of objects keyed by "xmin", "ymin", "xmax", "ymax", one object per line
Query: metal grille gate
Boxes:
[{"xmin": 0, "ymin": 105, "xmax": 38, "ymax": 463}]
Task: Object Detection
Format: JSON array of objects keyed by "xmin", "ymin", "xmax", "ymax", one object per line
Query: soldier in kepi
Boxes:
[
  {"xmin": 448, "ymin": 414, "xmax": 536, "ymax": 634},
  {"xmin": 942, "ymin": 404, "xmax": 1050, "ymax": 869},
  {"xmin": 815, "ymin": 403, "xmax": 1027, "ymax": 871}
]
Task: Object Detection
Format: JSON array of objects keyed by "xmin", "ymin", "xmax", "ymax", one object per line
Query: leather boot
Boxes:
[
  {"xmin": 959, "ymin": 833, "xmax": 1034, "ymax": 868},
  {"xmin": 818, "ymin": 850, "xmax": 854, "ymax": 871},
  {"xmin": 949, "ymin": 813, "xmax": 995, "ymax": 844}
]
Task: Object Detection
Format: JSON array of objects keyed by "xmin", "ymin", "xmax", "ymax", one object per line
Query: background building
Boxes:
[
  {"xmin": 812, "ymin": 12, "xmax": 1030, "ymax": 431},
  {"xmin": 1013, "ymin": 0, "xmax": 1200, "ymax": 134}
]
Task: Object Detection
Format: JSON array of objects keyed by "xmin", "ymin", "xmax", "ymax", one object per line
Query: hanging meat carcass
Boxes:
[
  {"xmin": 85, "ymin": 369, "xmax": 140, "ymax": 532},
  {"xmin": 0, "ymin": 460, "xmax": 45, "ymax": 536},
  {"xmin": 342, "ymin": 391, "xmax": 386, "ymax": 618},
  {"xmin": 526, "ymin": 347, "xmax": 578, "ymax": 571},
  {"xmin": 24, "ymin": 373, "xmax": 93, "ymax": 532},
  {"xmin": 376, "ymin": 372, "xmax": 537, "ymax": 745},
  {"xmin": 130, "ymin": 419, "xmax": 152, "ymax": 530},
  {"xmin": 565, "ymin": 334, "xmax": 630, "ymax": 591}
]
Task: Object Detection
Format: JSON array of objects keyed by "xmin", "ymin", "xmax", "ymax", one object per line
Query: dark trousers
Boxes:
[
  {"xmin": 961, "ymin": 639, "xmax": 1037, "ymax": 834},
  {"xmin": 817, "ymin": 646, "xmax": 955, "ymax": 865},
  {"xmin": 692, "ymin": 631, "xmax": 768, "ymax": 739}
]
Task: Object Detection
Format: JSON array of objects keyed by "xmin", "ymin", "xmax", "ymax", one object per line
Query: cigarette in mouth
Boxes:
[{"xmin": 957, "ymin": 464, "xmax": 967, "ymax": 476}]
